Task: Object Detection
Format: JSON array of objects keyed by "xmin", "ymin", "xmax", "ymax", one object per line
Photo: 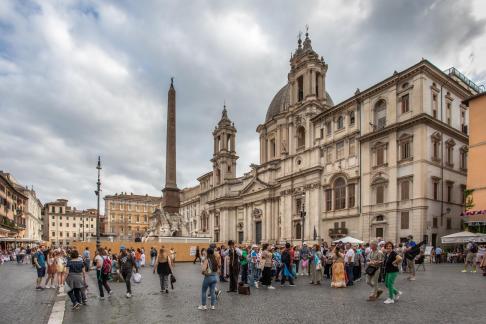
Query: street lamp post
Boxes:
[
  {"xmin": 300, "ymin": 199, "xmax": 306, "ymax": 246},
  {"xmin": 95, "ymin": 156, "xmax": 102, "ymax": 251}
]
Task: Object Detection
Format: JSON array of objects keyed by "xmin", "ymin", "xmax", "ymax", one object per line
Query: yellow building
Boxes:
[
  {"xmin": 0, "ymin": 171, "xmax": 27, "ymax": 241},
  {"xmin": 104, "ymin": 193, "xmax": 160, "ymax": 240},
  {"xmin": 44, "ymin": 199, "xmax": 97, "ymax": 246},
  {"xmin": 463, "ymin": 92, "xmax": 486, "ymax": 232}
]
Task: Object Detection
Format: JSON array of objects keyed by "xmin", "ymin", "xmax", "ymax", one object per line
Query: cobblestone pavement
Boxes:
[
  {"xmin": 59, "ymin": 262, "xmax": 486, "ymax": 324},
  {"xmin": 0, "ymin": 262, "xmax": 57, "ymax": 324}
]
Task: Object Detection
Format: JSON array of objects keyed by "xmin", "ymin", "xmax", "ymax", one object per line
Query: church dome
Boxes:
[{"xmin": 265, "ymin": 83, "xmax": 334, "ymax": 122}]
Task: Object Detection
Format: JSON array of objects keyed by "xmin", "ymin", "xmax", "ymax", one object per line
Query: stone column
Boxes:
[{"xmin": 163, "ymin": 78, "xmax": 180, "ymax": 213}]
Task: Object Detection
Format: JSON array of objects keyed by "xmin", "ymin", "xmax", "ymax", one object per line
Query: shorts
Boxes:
[
  {"xmin": 466, "ymin": 252, "xmax": 477, "ymax": 263},
  {"xmin": 37, "ymin": 267, "xmax": 46, "ymax": 278}
]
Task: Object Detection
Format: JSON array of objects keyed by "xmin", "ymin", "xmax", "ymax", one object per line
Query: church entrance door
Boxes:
[{"xmin": 255, "ymin": 221, "xmax": 262, "ymax": 244}]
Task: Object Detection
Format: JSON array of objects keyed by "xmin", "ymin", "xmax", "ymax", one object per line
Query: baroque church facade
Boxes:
[{"xmin": 179, "ymin": 32, "xmax": 478, "ymax": 246}]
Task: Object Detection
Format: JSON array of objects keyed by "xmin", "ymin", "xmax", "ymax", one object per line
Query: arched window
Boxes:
[
  {"xmin": 374, "ymin": 100, "xmax": 386, "ymax": 130},
  {"xmin": 334, "ymin": 177, "xmax": 346, "ymax": 210},
  {"xmin": 294, "ymin": 221, "xmax": 302, "ymax": 239},
  {"xmin": 337, "ymin": 116, "xmax": 344, "ymax": 129},
  {"xmin": 297, "ymin": 126, "xmax": 306, "ymax": 149}
]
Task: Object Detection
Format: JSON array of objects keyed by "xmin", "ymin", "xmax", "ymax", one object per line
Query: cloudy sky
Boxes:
[{"xmin": 1, "ymin": 0, "xmax": 485, "ymax": 210}]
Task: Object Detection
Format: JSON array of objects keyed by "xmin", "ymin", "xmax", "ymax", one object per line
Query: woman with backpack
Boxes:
[
  {"xmin": 198, "ymin": 247, "xmax": 220, "ymax": 310},
  {"xmin": 95, "ymin": 248, "xmax": 112, "ymax": 299},
  {"xmin": 153, "ymin": 248, "xmax": 174, "ymax": 294}
]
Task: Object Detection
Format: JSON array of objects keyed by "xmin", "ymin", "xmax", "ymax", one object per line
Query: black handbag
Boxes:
[{"xmin": 365, "ymin": 265, "xmax": 378, "ymax": 276}]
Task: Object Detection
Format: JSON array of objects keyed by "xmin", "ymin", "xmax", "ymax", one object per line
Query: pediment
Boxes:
[{"xmin": 240, "ymin": 177, "xmax": 270, "ymax": 195}]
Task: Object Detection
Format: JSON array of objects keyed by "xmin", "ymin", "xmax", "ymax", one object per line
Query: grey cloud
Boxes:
[{"xmin": 0, "ymin": 0, "xmax": 484, "ymax": 209}]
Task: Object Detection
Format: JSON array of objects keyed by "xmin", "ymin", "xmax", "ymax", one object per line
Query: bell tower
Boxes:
[
  {"xmin": 288, "ymin": 27, "xmax": 329, "ymax": 107},
  {"xmin": 211, "ymin": 105, "xmax": 238, "ymax": 186}
]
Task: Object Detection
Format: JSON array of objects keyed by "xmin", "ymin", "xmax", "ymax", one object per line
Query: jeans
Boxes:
[
  {"xmin": 96, "ymin": 270, "xmax": 111, "ymax": 297},
  {"xmin": 249, "ymin": 263, "xmax": 260, "ymax": 287},
  {"xmin": 385, "ymin": 272, "xmax": 399, "ymax": 299},
  {"xmin": 68, "ymin": 288, "xmax": 82, "ymax": 306},
  {"xmin": 241, "ymin": 264, "xmax": 248, "ymax": 284},
  {"xmin": 201, "ymin": 275, "xmax": 217, "ymax": 306},
  {"xmin": 150, "ymin": 257, "xmax": 155, "ymax": 267},
  {"xmin": 121, "ymin": 271, "xmax": 132, "ymax": 294},
  {"xmin": 159, "ymin": 273, "xmax": 169, "ymax": 291},
  {"xmin": 345, "ymin": 263, "xmax": 354, "ymax": 286},
  {"xmin": 84, "ymin": 260, "xmax": 90, "ymax": 272}
]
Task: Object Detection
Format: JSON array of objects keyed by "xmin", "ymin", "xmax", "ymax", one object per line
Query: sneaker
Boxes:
[
  {"xmin": 210, "ymin": 306, "xmax": 215, "ymax": 310},
  {"xmin": 267, "ymin": 286, "xmax": 275, "ymax": 290},
  {"xmin": 45, "ymin": 285, "xmax": 51, "ymax": 289},
  {"xmin": 100, "ymin": 296, "xmax": 105, "ymax": 300},
  {"xmin": 383, "ymin": 298, "xmax": 395, "ymax": 304},
  {"xmin": 165, "ymin": 289, "xmax": 169, "ymax": 294},
  {"xmin": 72, "ymin": 303, "xmax": 81, "ymax": 310},
  {"xmin": 108, "ymin": 291, "xmax": 112, "ymax": 297},
  {"xmin": 255, "ymin": 282, "xmax": 259, "ymax": 289},
  {"xmin": 216, "ymin": 289, "xmax": 222, "ymax": 299},
  {"xmin": 471, "ymin": 270, "xmax": 477, "ymax": 273},
  {"xmin": 394, "ymin": 291, "xmax": 403, "ymax": 301},
  {"xmin": 126, "ymin": 293, "xmax": 132, "ymax": 298},
  {"xmin": 289, "ymin": 284, "xmax": 295, "ymax": 287},
  {"xmin": 409, "ymin": 277, "xmax": 416, "ymax": 281},
  {"xmin": 461, "ymin": 270, "xmax": 468, "ymax": 273},
  {"xmin": 35, "ymin": 286, "xmax": 42, "ymax": 290},
  {"xmin": 198, "ymin": 305, "xmax": 207, "ymax": 310}
]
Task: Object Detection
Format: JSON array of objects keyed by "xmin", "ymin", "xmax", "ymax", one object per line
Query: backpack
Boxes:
[
  {"xmin": 470, "ymin": 244, "xmax": 478, "ymax": 253},
  {"xmin": 102, "ymin": 257, "xmax": 112, "ymax": 274}
]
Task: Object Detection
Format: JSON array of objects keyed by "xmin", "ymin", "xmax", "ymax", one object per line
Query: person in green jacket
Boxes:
[{"xmin": 240, "ymin": 246, "xmax": 249, "ymax": 284}]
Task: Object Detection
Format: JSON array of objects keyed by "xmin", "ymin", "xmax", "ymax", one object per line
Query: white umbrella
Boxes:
[
  {"xmin": 333, "ymin": 236, "xmax": 364, "ymax": 244},
  {"xmin": 441, "ymin": 231, "xmax": 486, "ymax": 244}
]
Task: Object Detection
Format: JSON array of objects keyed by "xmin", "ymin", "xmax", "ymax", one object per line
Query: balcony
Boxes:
[{"xmin": 329, "ymin": 227, "xmax": 348, "ymax": 238}]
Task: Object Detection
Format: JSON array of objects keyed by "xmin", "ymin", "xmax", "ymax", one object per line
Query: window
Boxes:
[
  {"xmin": 461, "ymin": 109, "xmax": 467, "ymax": 134},
  {"xmin": 349, "ymin": 137, "xmax": 356, "ymax": 156},
  {"xmin": 432, "ymin": 93, "xmax": 438, "ymax": 118},
  {"xmin": 376, "ymin": 215, "xmax": 384, "ymax": 222},
  {"xmin": 144, "ymin": 215, "xmax": 148, "ymax": 222},
  {"xmin": 374, "ymin": 100, "xmax": 386, "ymax": 130},
  {"xmin": 66, "ymin": 232, "xmax": 70, "ymax": 238},
  {"xmin": 400, "ymin": 141, "xmax": 411, "ymax": 160},
  {"xmin": 334, "ymin": 178, "xmax": 346, "ymax": 210},
  {"xmin": 447, "ymin": 183, "xmax": 453, "ymax": 203},
  {"xmin": 446, "ymin": 102, "xmax": 452, "ymax": 125},
  {"xmin": 460, "ymin": 185, "xmax": 466, "ymax": 204},
  {"xmin": 376, "ymin": 185, "xmax": 384, "ymax": 204},
  {"xmin": 431, "ymin": 133, "xmax": 441, "ymax": 161},
  {"xmin": 325, "ymin": 189, "xmax": 332, "ymax": 211},
  {"xmin": 433, "ymin": 217, "xmax": 438, "ymax": 228},
  {"xmin": 296, "ymin": 198, "xmax": 303, "ymax": 215},
  {"xmin": 73, "ymin": 232, "xmax": 76, "ymax": 238},
  {"xmin": 326, "ymin": 147, "xmax": 332, "ymax": 163},
  {"xmin": 294, "ymin": 221, "xmax": 302, "ymax": 240},
  {"xmin": 315, "ymin": 72, "xmax": 320, "ymax": 96},
  {"xmin": 401, "ymin": 94, "xmax": 410, "ymax": 113},
  {"xmin": 460, "ymin": 147, "xmax": 467, "ymax": 170},
  {"xmin": 320, "ymin": 128, "xmax": 324, "ymax": 139},
  {"xmin": 446, "ymin": 141, "xmax": 454, "ymax": 166},
  {"xmin": 51, "ymin": 222, "xmax": 55, "ymax": 226},
  {"xmin": 348, "ymin": 184, "xmax": 355, "ymax": 208},
  {"xmin": 51, "ymin": 231, "xmax": 55, "ymax": 237},
  {"xmin": 376, "ymin": 227, "xmax": 384, "ymax": 238},
  {"xmin": 51, "ymin": 216, "xmax": 54, "ymax": 220},
  {"xmin": 401, "ymin": 181, "xmax": 410, "ymax": 201},
  {"xmin": 326, "ymin": 121, "xmax": 332, "ymax": 136},
  {"xmin": 337, "ymin": 116, "xmax": 344, "ymax": 130},
  {"xmin": 66, "ymin": 223, "xmax": 69, "ymax": 227},
  {"xmin": 297, "ymin": 75, "xmax": 304, "ymax": 102},
  {"xmin": 446, "ymin": 218, "xmax": 452, "ymax": 230},
  {"xmin": 349, "ymin": 111, "xmax": 355, "ymax": 125},
  {"xmin": 433, "ymin": 181, "xmax": 439, "ymax": 200},
  {"xmin": 270, "ymin": 138, "xmax": 276, "ymax": 158},
  {"xmin": 59, "ymin": 232, "xmax": 63, "ymax": 237},
  {"xmin": 336, "ymin": 141, "xmax": 344, "ymax": 160},
  {"xmin": 51, "ymin": 206, "xmax": 55, "ymax": 213},
  {"xmin": 297, "ymin": 126, "xmax": 305, "ymax": 148},
  {"xmin": 376, "ymin": 146, "xmax": 385, "ymax": 166},
  {"xmin": 400, "ymin": 211, "xmax": 409, "ymax": 229},
  {"xmin": 73, "ymin": 223, "xmax": 76, "ymax": 228}
]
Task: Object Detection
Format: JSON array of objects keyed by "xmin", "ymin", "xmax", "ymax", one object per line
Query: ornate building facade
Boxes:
[{"xmin": 181, "ymin": 32, "xmax": 479, "ymax": 246}]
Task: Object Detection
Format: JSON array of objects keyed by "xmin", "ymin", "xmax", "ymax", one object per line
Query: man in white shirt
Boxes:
[{"xmin": 344, "ymin": 243, "xmax": 355, "ymax": 286}]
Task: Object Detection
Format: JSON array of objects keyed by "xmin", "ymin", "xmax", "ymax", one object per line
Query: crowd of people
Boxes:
[{"xmin": 6, "ymin": 234, "xmax": 484, "ymax": 312}]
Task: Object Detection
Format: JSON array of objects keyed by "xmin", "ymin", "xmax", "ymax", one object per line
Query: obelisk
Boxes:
[{"xmin": 162, "ymin": 77, "xmax": 180, "ymax": 213}]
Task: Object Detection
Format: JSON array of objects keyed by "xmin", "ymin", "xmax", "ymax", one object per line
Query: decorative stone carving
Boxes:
[
  {"xmin": 143, "ymin": 208, "xmax": 189, "ymax": 241},
  {"xmin": 252, "ymin": 208, "xmax": 262, "ymax": 220}
]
